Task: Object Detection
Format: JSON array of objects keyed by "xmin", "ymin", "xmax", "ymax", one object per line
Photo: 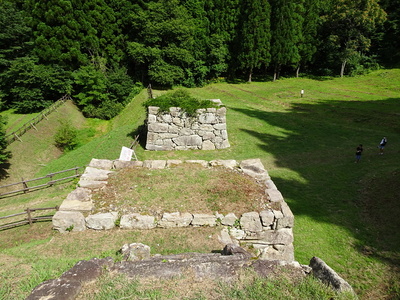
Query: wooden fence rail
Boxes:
[
  {"xmin": 0, "ymin": 206, "xmax": 58, "ymax": 230},
  {"xmin": 0, "ymin": 166, "xmax": 84, "ymax": 198},
  {"xmin": 5, "ymin": 94, "xmax": 72, "ymax": 145}
]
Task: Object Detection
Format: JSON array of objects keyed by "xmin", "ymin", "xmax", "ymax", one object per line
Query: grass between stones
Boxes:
[{"xmin": 92, "ymin": 163, "xmax": 268, "ymax": 216}]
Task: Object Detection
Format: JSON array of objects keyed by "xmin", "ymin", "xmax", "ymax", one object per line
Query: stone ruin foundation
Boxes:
[
  {"xmin": 53, "ymin": 158, "xmax": 294, "ymax": 262},
  {"xmin": 31, "ymin": 158, "xmax": 356, "ymax": 299},
  {"xmin": 145, "ymin": 100, "xmax": 230, "ymax": 150}
]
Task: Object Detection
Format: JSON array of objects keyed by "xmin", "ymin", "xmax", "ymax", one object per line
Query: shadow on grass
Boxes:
[
  {"xmin": 0, "ymin": 161, "xmax": 10, "ymax": 180},
  {"xmin": 230, "ymin": 97, "xmax": 400, "ymax": 268},
  {"xmin": 127, "ymin": 124, "xmax": 147, "ymax": 149}
]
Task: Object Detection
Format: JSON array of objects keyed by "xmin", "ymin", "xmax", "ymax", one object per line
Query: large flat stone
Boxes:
[
  {"xmin": 120, "ymin": 213, "xmax": 156, "ymax": 230},
  {"xmin": 88, "ymin": 159, "xmax": 114, "ymax": 170},
  {"xmin": 185, "ymin": 160, "xmax": 209, "ymax": 167},
  {"xmin": 265, "ymin": 189, "xmax": 284, "ymax": 203},
  {"xmin": 26, "ymin": 278, "xmax": 82, "ymax": 300},
  {"xmin": 246, "ymin": 228, "xmax": 294, "ymax": 245},
  {"xmin": 142, "ymin": 160, "xmax": 167, "ymax": 169},
  {"xmin": 158, "ymin": 212, "xmax": 193, "ymax": 228},
  {"xmin": 78, "ymin": 180, "xmax": 108, "ymax": 189},
  {"xmin": 209, "ymin": 159, "xmax": 238, "ymax": 169},
  {"xmin": 59, "ymin": 200, "xmax": 93, "ymax": 212},
  {"xmin": 86, "ymin": 212, "xmax": 118, "ymax": 230},
  {"xmin": 81, "ymin": 167, "xmax": 113, "ymax": 181},
  {"xmin": 52, "ymin": 211, "xmax": 86, "ymax": 233},
  {"xmin": 192, "ymin": 214, "xmax": 217, "ymax": 227},
  {"xmin": 239, "ymin": 159, "xmax": 270, "ymax": 181},
  {"xmin": 66, "ymin": 187, "xmax": 92, "ymax": 202},
  {"xmin": 240, "ymin": 212, "xmax": 263, "ymax": 232},
  {"xmin": 113, "ymin": 160, "xmax": 143, "ymax": 169},
  {"xmin": 221, "ymin": 212, "xmax": 238, "ymax": 226},
  {"xmin": 258, "ymin": 243, "xmax": 295, "ymax": 262}
]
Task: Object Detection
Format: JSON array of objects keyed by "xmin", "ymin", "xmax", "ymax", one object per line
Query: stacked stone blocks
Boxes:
[
  {"xmin": 145, "ymin": 102, "xmax": 230, "ymax": 150},
  {"xmin": 53, "ymin": 158, "xmax": 295, "ymax": 262}
]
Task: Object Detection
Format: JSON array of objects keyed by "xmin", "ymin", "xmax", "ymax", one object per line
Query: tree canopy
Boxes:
[{"xmin": 0, "ymin": 0, "xmax": 398, "ymax": 116}]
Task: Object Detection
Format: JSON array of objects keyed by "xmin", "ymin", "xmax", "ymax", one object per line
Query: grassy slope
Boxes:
[
  {"xmin": 0, "ymin": 70, "xmax": 399, "ymax": 299},
  {"xmin": 0, "ymin": 100, "xmax": 112, "ymax": 216},
  {"xmin": 187, "ymin": 70, "xmax": 400, "ymax": 297}
]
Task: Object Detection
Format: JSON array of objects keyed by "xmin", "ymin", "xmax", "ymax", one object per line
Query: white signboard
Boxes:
[{"xmin": 119, "ymin": 146, "xmax": 133, "ymax": 161}]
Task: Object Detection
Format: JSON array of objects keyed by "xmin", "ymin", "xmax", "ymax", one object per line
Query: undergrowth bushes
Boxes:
[
  {"xmin": 54, "ymin": 120, "xmax": 78, "ymax": 151},
  {"xmin": 143, "ymin": 89, "xmax": 220, "ymax": 116}
]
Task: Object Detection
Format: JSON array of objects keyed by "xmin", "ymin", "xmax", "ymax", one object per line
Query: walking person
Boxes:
[
  {"xmin": 378, "ymin": 137, "xmax": 387, "ymax": 154},
  {"xmin": 355, "ymin": 144, "xmax": 363, "ymax": 163}
]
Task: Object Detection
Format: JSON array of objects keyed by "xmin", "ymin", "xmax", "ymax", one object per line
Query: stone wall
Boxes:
[
  {"xmin": 145, "ymin": 102, "xmax": 230, "ymax": 150},
  {"xmin": 53, "ymin": 158, "xmax": 295, "ymax": 262}
]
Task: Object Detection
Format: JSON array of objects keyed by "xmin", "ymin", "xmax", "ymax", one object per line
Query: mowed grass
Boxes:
[{"xmin": 0, "ymin": 69, "xmax": 399, "ymax": 299}]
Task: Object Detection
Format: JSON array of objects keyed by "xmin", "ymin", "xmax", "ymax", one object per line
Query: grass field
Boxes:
[{"xmin": 0, "ymin": 69, "xmax": 399, "ymax": 299}]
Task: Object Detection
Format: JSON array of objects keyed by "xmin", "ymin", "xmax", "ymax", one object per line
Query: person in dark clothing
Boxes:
[{"xmin": 355, "ymin": 144, "xmax": 363, "ymax": 163}]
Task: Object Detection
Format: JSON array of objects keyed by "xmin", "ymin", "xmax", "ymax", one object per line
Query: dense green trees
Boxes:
[
  {"xmin": 376, "ymin": 0, "xmax": 400, "ymax": 66},
  {"xmin": 1, "ymin": 0, "xmax": 140, "ymax": 118},
  {"xmin": 234, "ymin": 0, "xmax": 271, "ymax": 82},
  {"xmin": 0, "ymin": 1, "xmax": 32, "ymax": 71},
  {"xmin": 270, "ymin": 0, "xmax": 302, "ymax": 80},
  {"xmin": 0, "ymin": 0, "xmax": 398, "ymax": 117},
  {"xmin": 320, "ymin": 0, "xmax": 386, "ymax": 77},
  {"xmin": 0, "ymin": 57, "xmax": 71, "ymax": 113},
  {"xmin": 127, "ymin": 0, "xmax": 206, "ymax": 87},
  {"xmin": 25, "ymin": 0, "xmax": 124, "ymax": 69},
  {"xmin": 296, "ymin": 0, "xmax": 320, "ymax": 76}
]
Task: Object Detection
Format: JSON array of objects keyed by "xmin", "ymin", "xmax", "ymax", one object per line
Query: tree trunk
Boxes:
[
  {"xmin": 273, "ymin": 64, "xmax": 280, "ymax": 81},
  {"xmin": 248, "ymin": 68, "xmax": 252, "ymax": 83},
  {"xmin": 340, "ymin": 60, "xmax": 347, "ymax": 78},
  {"xmin": 296, "ymin": 65, "xmax": 300, "ymax": 78}
]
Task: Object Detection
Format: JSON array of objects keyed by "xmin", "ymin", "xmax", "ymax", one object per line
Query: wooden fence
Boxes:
[
  {"xmin": 0, "ymin": 206, "xmax": 58, "ymax": 230},
  {"xmin": 5, "ymin": 94, "xmax": 72, "ymax": 145},
  {"xmin": 147, "ymin": 84, "xmax": 153, "ymax": 99},
  {"xmin": 0, "ymin": 166, "xmax": 84, "ymax": 198}
]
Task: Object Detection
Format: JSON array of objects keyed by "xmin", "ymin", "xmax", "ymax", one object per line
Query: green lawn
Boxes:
[{"xmin": 0, "ymin": 69, "xmax": 399, "ymax": 299}]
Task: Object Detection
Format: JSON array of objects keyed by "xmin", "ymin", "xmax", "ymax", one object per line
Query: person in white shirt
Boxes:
[{"xmin": 378, "ymin": 137, "xmax": 387, "ymax": 154}]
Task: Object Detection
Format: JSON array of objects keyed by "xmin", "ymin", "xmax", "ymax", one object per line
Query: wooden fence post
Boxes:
[
  {"xmin": 26, "ymin": 208, "xmax": 32, "ymax": 226},
  {"xmin": 22, "ymin": 178, "xmax": 28, "ymax": 193},
  {"xmin": 48, "ymin": 174, "xmax": 54, "ymax": 186},
  {"xmin": 147, "ymin": 84, "xmax": 153, "ymax": 99},
  {"xmin": 14, "ymin": 133, "xmax": 22, "ymax": 142}
]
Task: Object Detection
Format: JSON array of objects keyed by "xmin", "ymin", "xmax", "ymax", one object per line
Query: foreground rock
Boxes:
[
  {"xmin": 119, "ymin": 243, "xmax": 151, "ymax": 261},
  {"xmin": 310, "ymin": 257, "xmax": 355, "ymax": 294},
  {"xmin": 26, "ymin": 258, "xmax": 113, "ymax": 300},
  {"xmin": 26, "ymin": 246, "xmax": 307, "ymax": 299},
  {"xmin": 27, "ymin": 244, "xmax": 356, "ymax": 299}
]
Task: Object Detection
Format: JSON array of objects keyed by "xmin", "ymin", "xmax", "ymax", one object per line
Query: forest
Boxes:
[{"xmin": 0, "ymin": 0, "xmax": 399, "ymax": 120}]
